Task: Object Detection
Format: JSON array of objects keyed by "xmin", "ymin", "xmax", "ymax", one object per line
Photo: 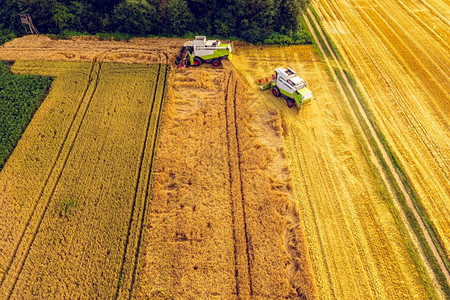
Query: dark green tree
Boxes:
[
  {"xmin": 52, "ymin": 1, "xmax": 75, "ymax": 31},
  {"xmin": 0, "ymin": 0, "xmax": 21, "ymax": 31},
  {"xmin": 69, "ymin": 1, "xmax": 99, "ymax": 33},
  {"xmin": 236, "ymin": 0, "xmax": 277, "ymax": 43},
  {"xmin": 112, "ymin": 0, "xmax": 160, "ymax": 35},
  {"xmin": 186, "ymin": 0, "xmax": 217, "ymax": 35},
  {"xmin": 276, "ymin": 0, "xmax": 308, "ymax": 34},
  {"xmin": 85, "ymin": 0, "xmax": 122, "ymax": 13},
  {"xmin": 165, "ymin": 0, "xmax": 194, "ymax": 36},
  {"xmin": 0, "ymin": 0, "xmax": 312, "ymax": 43}
]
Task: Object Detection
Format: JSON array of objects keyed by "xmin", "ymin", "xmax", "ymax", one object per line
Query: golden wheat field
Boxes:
[
  {"xmin": 0, "ymin": 5, "xmax": 448, "ymax": 296},
  {"xmin": 313, "ymin": 0, "xmax": 450, "ymax": 258},
  {"xmin": 0, "ymin": 60, "xmax": 168, "ymax": 298}
]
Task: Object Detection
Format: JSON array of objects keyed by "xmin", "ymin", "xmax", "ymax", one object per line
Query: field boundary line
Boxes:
[
  {"xmin": 304, "ymin": 6, "xmax": 449, "ymax": 294},
  {"xmin": 114, "ymin": 61, "xmax": 162, "ymax": 299},
  {"xmin": 1, "ymin": 58, "xmax": 104, "ymax": 298},
  {"xmin": 128, "ymin": 54, "xmax": 170, "ymax": 299}
]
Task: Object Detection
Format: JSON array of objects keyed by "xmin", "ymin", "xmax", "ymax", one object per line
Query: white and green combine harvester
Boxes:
[
  {"xmin": 258, "ymin": 67, "xmax": 313, "ymax": 108},
  {"xmin": 175, "ymin": 36, "xmax": 232, "ymax": 67}
]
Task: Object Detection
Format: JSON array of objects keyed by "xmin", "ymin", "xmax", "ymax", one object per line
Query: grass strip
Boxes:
[{"xmin": 299, "ymin": 13, "xmax": 324, "ymax": 61}]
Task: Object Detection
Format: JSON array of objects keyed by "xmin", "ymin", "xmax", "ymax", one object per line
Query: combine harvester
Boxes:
[
  {"xmin": 175, "ymin": 36, "xmax": 232, "ymax": 67},
  {"xmin": 258, "ymin": 67, "xmax": 313, "ymax": 108}
]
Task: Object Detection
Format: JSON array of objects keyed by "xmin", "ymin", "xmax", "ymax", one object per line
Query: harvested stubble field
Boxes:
[
  {"xmin": 232, "ymin": 44, "xmax": 434, "ymax": 298},
  {"xmin": 135, "ymin": 64, "xmax": 316, "ymax": 299},
  {"xmin": 313, "ymin": 0, "xmax": 449, "ymax": 264},
  {"xmin": 0, "ymin": 35, "xmax": 182, "ymax": 64}
]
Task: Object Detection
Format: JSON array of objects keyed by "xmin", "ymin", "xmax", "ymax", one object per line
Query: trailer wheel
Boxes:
[
  {"xmin": 193, "ymin": 58, "xmax": 201, "ymax": 66},
  {"xmin": 212, "ymin": 60, "xmax": 221, "ymax": 67},
  {"xmin": 286, "ymin": 99, "xmax": 294, "ymax": 108},
  {"xmin": 272, "ymin": 86, "xmax": 281, "ymax": 97}
]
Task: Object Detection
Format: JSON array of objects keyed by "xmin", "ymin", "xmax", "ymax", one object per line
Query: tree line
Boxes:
[{"xmin": 0, "ymin": 0, "xmax": 311, "ymax": 44}]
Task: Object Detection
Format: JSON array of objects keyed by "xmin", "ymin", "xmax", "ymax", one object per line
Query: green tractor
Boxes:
[
  {"xmin": 258, "ymin": 67, "xmax": 313, "ymax": 108},
  {"xmin": 175, "ymin": 36, "xmax": 232, "ymax": 67}
]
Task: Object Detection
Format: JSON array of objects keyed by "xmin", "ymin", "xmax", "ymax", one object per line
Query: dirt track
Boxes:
[{"xmin": 313, "ymin": 0, "xmax": 449, "ymax": 263}]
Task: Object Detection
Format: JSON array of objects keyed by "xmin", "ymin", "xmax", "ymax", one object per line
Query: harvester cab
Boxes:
[
  {"xmin": 175, "ymin": 36, "xmax": 232, "ymax": 67},
  {"xmin": 257, "ymin": 67, "xmax": 313, "ymax": 108}
]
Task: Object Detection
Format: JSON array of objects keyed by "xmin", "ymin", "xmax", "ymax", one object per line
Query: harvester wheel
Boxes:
[
  {"xmin": 193, "ymin": 58, "xmax": 201, "ymax": 66},
  {"xmin": 286, "ymin": 99, "xmax": 294, "ymax": 108},
  {"xmin": 212, "ymin": 59, "xmax": 221, "ymax": 67},
  {"xmin": 272, "ymin": 86, "xmax": 281, "ymax": 97}
]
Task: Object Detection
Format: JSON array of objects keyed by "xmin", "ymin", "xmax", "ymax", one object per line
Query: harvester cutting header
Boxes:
[{"xmin": 175, "ymin": 36, "xmax": 232, "ymax": 67}]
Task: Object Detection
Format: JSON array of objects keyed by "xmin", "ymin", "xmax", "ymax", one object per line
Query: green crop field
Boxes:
[{"xmin": 0, "ymin": 61, "xmax": 52, "ymax": 170}]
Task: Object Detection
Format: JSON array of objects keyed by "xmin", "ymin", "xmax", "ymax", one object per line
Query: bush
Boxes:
[
  {"xmin": 112, "ymin": 1, "xmax": 159, "ymax": 35},
  {"xmin": 95, "ymin": 32, "xmax": 134, "ymax": 41},
  {"xmin": 264, "ymin": 31, "xmax": 312, "ymax": 45},
  {"xmin": 0, "ymin": 30, "xmax": 17, "ymax": 45},
  {"xmin": 48, "ymin": 29, "xmax": 90, "ymax": 40}
]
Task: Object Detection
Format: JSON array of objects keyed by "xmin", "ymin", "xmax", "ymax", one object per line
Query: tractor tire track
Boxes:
[
  {"xmin": 304, "ymin": 6, "xmax": 450, "ymax": 290},
  {"xmin": 397, "ymin": 0, "xmax": 449, "ymax": 53},
  {"xmin": 224, "ymin": 72, "xmax": 241, "ymax": 297},
  {"xmin": 415, "ymin": 0, "xmax": 450, "ymax": 27},
  {"xmin": 323, "ymin": 0, "xmax": 450, "ymax": 182},
  {"xmin": 224, "ymin": 71, "xmax": 253, "ymax": 298},
  {"xmin": 1, "ymin": 57, "xmax": 104, "ymax": 298},
  {"xmin": 114, "ymin": 55, "xmax": 169, "ymax": 299}
]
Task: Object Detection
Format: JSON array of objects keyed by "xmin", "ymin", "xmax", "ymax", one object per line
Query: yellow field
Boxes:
[
  {"xmin": 0, "ymin": 60, "xmax": 167, "ymax": 298},
  {"xmin": 0, "ymin": 29, "xmax": 447, "ymax": 298},
  {"xmin": 313, "ymin": 0, "xmax": 449, "ymax": 258},
  {"xmin": 232, "ymin": 44, "xmax": 433, "ymax": 299}
]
